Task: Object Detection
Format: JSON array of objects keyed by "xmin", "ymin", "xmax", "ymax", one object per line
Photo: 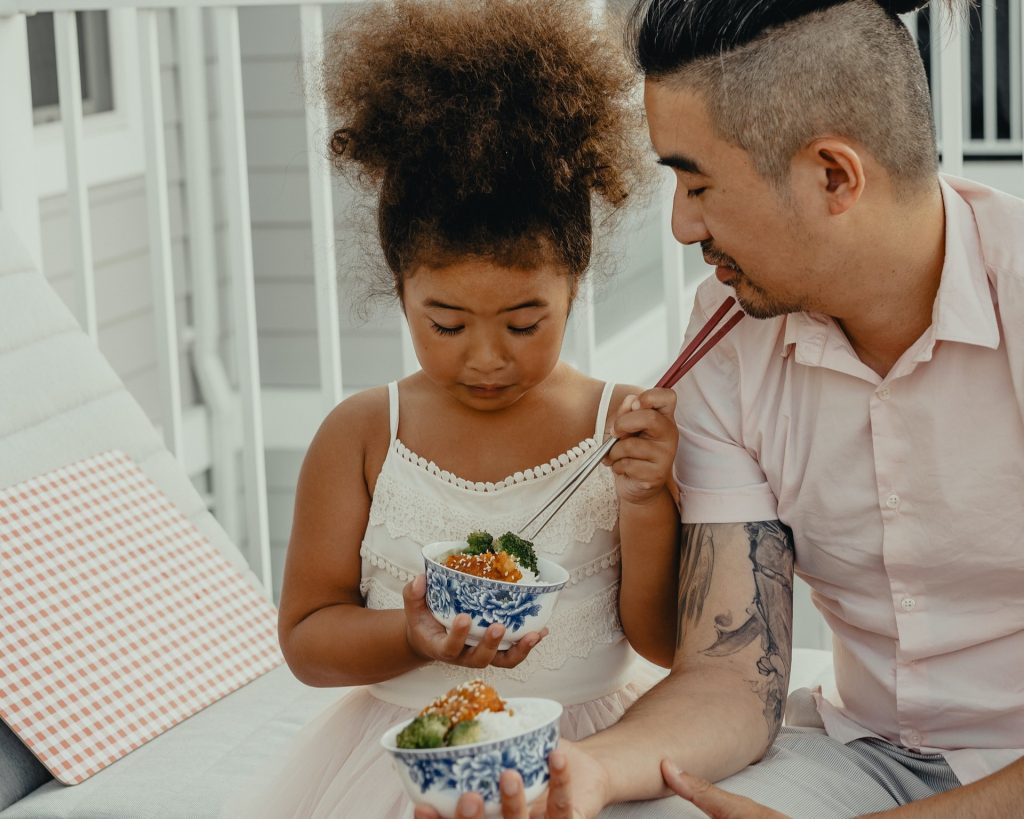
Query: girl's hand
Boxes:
[
  {"xmin": 605, "ymin": 388, "xmax": 678, "ymax": 506},
  {"xmin": 402, "ymin": 574, "xmax": 548, "ymax": 669}
]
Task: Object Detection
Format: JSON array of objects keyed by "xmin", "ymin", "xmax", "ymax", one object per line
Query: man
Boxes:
[{"xmin": 417, "ymin": 0, "xmax": 1024, "ymax": 816}]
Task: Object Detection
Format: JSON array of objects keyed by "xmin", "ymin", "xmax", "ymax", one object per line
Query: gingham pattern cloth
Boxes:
[{"xmin": 0, "ymin": 450, "xmax": 283, "ymax": 784}]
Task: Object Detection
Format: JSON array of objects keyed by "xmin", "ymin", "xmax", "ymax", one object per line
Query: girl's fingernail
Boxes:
[
  {"xmin": 502, "ymin": 775, "xmax": 520, "ymax": 796},
  {"xmin": 550, "ymin": 752, "xmax": 566, "ymax": 771},
  {"xmin": 632, "ymin": 399, "xmax": 641, "ymax": 411}
]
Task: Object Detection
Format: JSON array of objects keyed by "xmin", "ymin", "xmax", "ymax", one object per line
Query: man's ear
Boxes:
[{"xmin": 793, "ymin": 138, "xmax": 865, "ymax": 216}]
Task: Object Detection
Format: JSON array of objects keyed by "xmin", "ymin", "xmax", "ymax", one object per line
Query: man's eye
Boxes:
[
  {"xmin": 431, "ymin": 322, "xmax": 463, "ymax": 336},
  {"xmin": 687, "ymin": 187, "xmax": 707, "ymax": 199},
  {"xmin": 509, "ymin": 323, "xmax": 540, "ymax": 336}
]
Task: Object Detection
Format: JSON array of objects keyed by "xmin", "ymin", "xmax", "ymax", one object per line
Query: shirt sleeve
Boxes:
[{"xmin": 673, "ymin": 289, "xmax": 778, "ymax": 524}]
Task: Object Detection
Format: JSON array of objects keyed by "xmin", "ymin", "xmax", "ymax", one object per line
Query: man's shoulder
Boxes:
[{"xmin": 946, "ymin": 175, "xmax": 1024, "ymax": 288}]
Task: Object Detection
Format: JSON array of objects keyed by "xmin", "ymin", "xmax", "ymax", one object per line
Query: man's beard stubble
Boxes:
[{"xmin": 700, "ymin": 240, "xmax": 801, "ymax": 320}]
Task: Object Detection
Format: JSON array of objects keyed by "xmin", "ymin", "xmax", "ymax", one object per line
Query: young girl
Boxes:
[{"xmin": 232, "ymin": 1, "xmax": 680, "ymax": 815}]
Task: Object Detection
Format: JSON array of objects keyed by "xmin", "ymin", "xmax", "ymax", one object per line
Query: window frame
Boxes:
[{"xmin": 32, "ymin": 8, "xmax": 143, "ymax": 199}]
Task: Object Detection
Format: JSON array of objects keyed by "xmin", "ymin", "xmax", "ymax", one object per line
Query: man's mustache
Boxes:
[{"xmin": 701, "ymin": 240, "xmax": 741, "ymax": 272}]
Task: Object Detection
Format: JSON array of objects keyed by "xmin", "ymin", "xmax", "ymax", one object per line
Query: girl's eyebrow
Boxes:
[{"xmin": 423, "ymin": 298, "xmax": 548, "ymax": 314}]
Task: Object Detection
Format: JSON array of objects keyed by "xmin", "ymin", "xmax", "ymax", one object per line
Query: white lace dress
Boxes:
[{"xmin": 230, "ymin": 381, "xmax": 663, "ymax": 818}]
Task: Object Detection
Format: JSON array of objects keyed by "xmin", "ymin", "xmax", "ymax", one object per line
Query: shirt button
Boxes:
[
  {"xmin": 909, "ymin": 731, "xmax": 922, "ymax": 746},
  {"xmin": 886, "ymin": 493, "xmax": 900, "ymax": 509},
  {"xmin": 877, "ymin": 386, "xmax": 891, "ymax": 400},
  {"xmin": 901, "ymin": 597, "xmax": 916, "ymax": 611}
]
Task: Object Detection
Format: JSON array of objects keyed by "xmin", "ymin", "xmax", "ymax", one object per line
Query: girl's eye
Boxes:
[
  {"xmin": 430, "ymin": 322, "xmax": 463, "ymax": 336},
  {"xmin": 509, "ymin": 323, "xmax": 540, "ymax": 336},
  {"xmin": 687, "ymin": 187, "xmax": 707, "ymax": 199}
]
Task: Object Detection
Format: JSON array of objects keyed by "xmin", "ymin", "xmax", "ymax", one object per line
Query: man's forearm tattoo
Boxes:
[{"xmin": 677, "ymin": 521, "xmax": 795, "ymax": 734}]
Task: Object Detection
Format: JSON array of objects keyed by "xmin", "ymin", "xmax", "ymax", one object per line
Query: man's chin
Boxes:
[{"xmin": 730, "ymin": 281, "xmax": 797, "ymax": 320}]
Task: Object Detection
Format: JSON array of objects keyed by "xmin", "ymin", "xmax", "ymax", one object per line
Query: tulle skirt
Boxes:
[{"xmin": 223, "ymin": 663, "xmax": 665, "ymax": 819}]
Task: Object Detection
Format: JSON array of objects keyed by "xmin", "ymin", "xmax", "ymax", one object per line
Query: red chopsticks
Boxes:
[{"xmin": 655, "ymin": 296, "xmax": 744, "ymax": 389}]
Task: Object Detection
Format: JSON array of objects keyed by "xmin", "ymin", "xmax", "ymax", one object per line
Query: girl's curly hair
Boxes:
[{"xmin": 323, "ymin": 0, "xmax": 645, "ymax": 295}]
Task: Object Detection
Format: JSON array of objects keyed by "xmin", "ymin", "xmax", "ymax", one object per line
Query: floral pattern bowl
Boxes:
[
  {"xmin": 380, "ymin": 697, "xmax": 562, "ymax": 817},
  {"xmin": 422, "ymin": 540, "xmax": 570, "ymax": 650}
]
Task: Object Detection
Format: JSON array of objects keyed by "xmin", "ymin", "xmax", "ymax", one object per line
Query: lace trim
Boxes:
[
  {"xmin": 393, "ymin": 436, "xmax": 600, "ymax": 494},
  {"xmin": 360, "ymin": 578, "xmax": 624, "ymax": 682},
  {"xmin": 360, "ymin": 543, "xmax": 620, "ymax": 588},
  {"xmin": 368, "ymin": 467, "xmax": 618, "ymax": 556}
]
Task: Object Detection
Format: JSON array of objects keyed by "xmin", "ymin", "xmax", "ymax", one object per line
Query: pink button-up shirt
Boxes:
[{"xmin": 674, "ymin": 176, "xmax": 1024, "ymax": 785}]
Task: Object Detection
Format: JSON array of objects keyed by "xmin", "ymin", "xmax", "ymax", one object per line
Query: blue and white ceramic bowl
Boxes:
[
  {"xmin": 422, "ymin": 540, "xmax": 570, "ymax": 650},
  {"xmin": 381, "ymin": 697, "xmax": 563, "ymax": 818}
]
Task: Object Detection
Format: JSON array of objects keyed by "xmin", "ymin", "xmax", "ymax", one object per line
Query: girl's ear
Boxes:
[{"xmin": 792, "ymin": 138, "xmax": 865, "ymax": 217}]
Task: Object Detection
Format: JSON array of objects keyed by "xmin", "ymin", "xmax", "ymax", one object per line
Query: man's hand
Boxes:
[
  {"xmin": 661, "ymin": 761, "xmax": 790, "ymax": 819},
  {"xmin": 412, "ymin": 744, "xmax": 610, "ymax": 819}
]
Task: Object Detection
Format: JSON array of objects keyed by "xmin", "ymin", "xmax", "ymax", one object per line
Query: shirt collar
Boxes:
[
  {"xmin": 929, "ymin": 177, "xmax": 1000, "ymax": 350},
  {"xmin": 781, "ymin": 177, "xmax": 1000, "ymax": 366}
]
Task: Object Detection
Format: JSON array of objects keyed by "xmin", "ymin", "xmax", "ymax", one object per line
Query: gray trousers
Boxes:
[{"xmin": 600, "ymin": 694, "xmax": 960, "ymax": 819}]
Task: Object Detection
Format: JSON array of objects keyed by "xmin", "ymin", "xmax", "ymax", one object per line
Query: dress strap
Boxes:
[
  {"xmin": 386, "ymin": 381, "xmax": 400, "ymax": 445},
  {"xmin": 594, "ymin": 381, "xmax": 616, "ymax": 439}
]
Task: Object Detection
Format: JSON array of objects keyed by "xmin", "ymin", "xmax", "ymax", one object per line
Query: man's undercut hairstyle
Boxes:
[{"xmin": 627, "ymin": 0, "xmax": 966, "ymax": 198}]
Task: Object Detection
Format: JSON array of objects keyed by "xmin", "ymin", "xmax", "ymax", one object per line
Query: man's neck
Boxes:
[{"xmin": 833, "ymin": 186, "xmax": 946, "ymax": 378}]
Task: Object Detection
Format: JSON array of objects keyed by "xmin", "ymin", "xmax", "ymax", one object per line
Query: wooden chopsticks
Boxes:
[{"xmin": 518, "ymin": 297, "xmax": 744, "ymax": 541}]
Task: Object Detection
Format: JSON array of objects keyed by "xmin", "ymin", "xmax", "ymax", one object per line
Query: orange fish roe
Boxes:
[
  {"xmin": 444, "ymin": 550, "xmax": 523, "ymax": 583},
  {"xmin": 420, "ymin": 679, "xmax": 507, "ymax": 725}
]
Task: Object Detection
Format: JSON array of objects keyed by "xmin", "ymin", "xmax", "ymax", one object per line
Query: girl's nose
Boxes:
[{"xmin": 466, "ymin": 332, "xmax": 507, "ymax": 375}]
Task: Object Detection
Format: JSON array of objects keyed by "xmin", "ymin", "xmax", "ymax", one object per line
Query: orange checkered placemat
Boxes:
[{"xmin": 0, "ymin": 450, "xmax": 283, "ymax": 784}]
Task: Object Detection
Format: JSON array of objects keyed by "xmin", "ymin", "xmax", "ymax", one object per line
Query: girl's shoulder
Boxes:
[
  {"xmin": 306, "ymin": 386, "xmax": 392, "ymax": 475},
  {"xmin": 559, "ymin": 366, "xmax": 642, "ymax": 436}
]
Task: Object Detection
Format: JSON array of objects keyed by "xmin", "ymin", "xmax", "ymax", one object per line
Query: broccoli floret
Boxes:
[
  {"xmin": 396, "ymin": 714, "xmax": 452, "ymax": 749},
  {"xmin": 464, "ymin": 530, "xmax": 495, "ymax": 555},
  {"xmin": 445, "ymin": 719, "xmax": 484, "ymax": 746},
  {"xmin": 496, "ymin": 532, "xmax": 538, "ymax": 575}
]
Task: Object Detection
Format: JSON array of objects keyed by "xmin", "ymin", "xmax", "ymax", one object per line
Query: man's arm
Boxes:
[{"xmin": 580, "ymin": 519, "xmax": 796, "ymax": 806}]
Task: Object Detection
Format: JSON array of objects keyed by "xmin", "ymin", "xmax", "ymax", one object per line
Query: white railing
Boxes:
[{"xmin": 0, "ymin": 0, "xmax": 1019, "ymax": 608}]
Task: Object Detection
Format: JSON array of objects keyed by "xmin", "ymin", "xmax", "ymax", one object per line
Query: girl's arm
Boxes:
[
  {"xmin": 277, "ymin": 389, "xmax": 543, "ymax": 688},
  {"xmin": 607, "ymin": 387, "xmax": 681, "ymax": 668}
]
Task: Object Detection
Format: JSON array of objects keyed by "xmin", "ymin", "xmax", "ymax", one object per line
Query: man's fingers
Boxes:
[
  {"xmin": 453, "ymin": 792, "xmax": 486, "ymax": 818},
  {"xmin": 413, "ymin": 806, "xmax": 441, "ymax": 819},
  {"xmin": 544, "ymin": 750, "xmax": 575, "ymax": 819},
  {"xmin": 500, "ymin": 770, "xmax": 530, "ymax": 818},
  {"xmin": 661, "ymin": 761, "xmax": 785, "ymax": 819}
]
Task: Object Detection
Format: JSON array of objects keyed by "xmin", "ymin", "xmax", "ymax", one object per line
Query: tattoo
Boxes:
[{"xmin": 677, "ymin": 521, "xmax": 795, "ymax": 734}]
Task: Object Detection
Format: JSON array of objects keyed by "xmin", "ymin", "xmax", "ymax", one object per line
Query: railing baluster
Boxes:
[
  {"xmin": 0, "ymin": 13, "xmax": 43, "ymax": 271},
  {"xmin": 982, "ymin": 0, "xmax": 996, "ymax": 144},
  {"xmin": 660, "ymin": 177, "xmax": 686, "ymax": 357},
  {"xmin": 137, "ymin": 8, "xmax": 184, "ymax": 460},
  {"xmin": 300, "ymin": 3, "xmax": 343, "ymax": 412},
  {"xmin": 938, "ymin": 4, "xmax": 966, "ymax": 175},
  {"xmin": 54, "ymin": 10, "xmax": 98, "ymax": 341},
  {"xmin": 1011, "ymin": 0, "xmax": 1022, "ymax": 144},
  {"xmin": 214, "ymin": 4, "xmax": 272, "ymax": 592},
  {"xmin": 177, "ymin": 5, "xmax": 241, "ymax": 541}
]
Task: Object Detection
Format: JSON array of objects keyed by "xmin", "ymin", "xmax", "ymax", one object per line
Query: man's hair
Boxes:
[{"xmin": 626, "ymin": 0, "xmax": 965, "ymax": 197}]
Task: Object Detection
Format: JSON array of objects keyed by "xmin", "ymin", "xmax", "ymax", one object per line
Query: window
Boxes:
[{"xmin": 27, "ymin": 11, "xmax": 114, "ymax": 125}]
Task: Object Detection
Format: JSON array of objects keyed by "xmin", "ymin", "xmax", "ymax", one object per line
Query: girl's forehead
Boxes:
[{"xmin": 405, "ymin": 260, "xmax": 571, "ymax": 306}]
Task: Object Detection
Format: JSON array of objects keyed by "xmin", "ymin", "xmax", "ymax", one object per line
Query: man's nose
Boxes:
[{"xmin": 672, "ymin": 187, "xmax": 711, "ymax": 246}]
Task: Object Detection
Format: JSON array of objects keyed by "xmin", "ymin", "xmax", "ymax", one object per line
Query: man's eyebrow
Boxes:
[{"xmin": 657, "ymin": 154, "xmax": 706, "ymax": 175}]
